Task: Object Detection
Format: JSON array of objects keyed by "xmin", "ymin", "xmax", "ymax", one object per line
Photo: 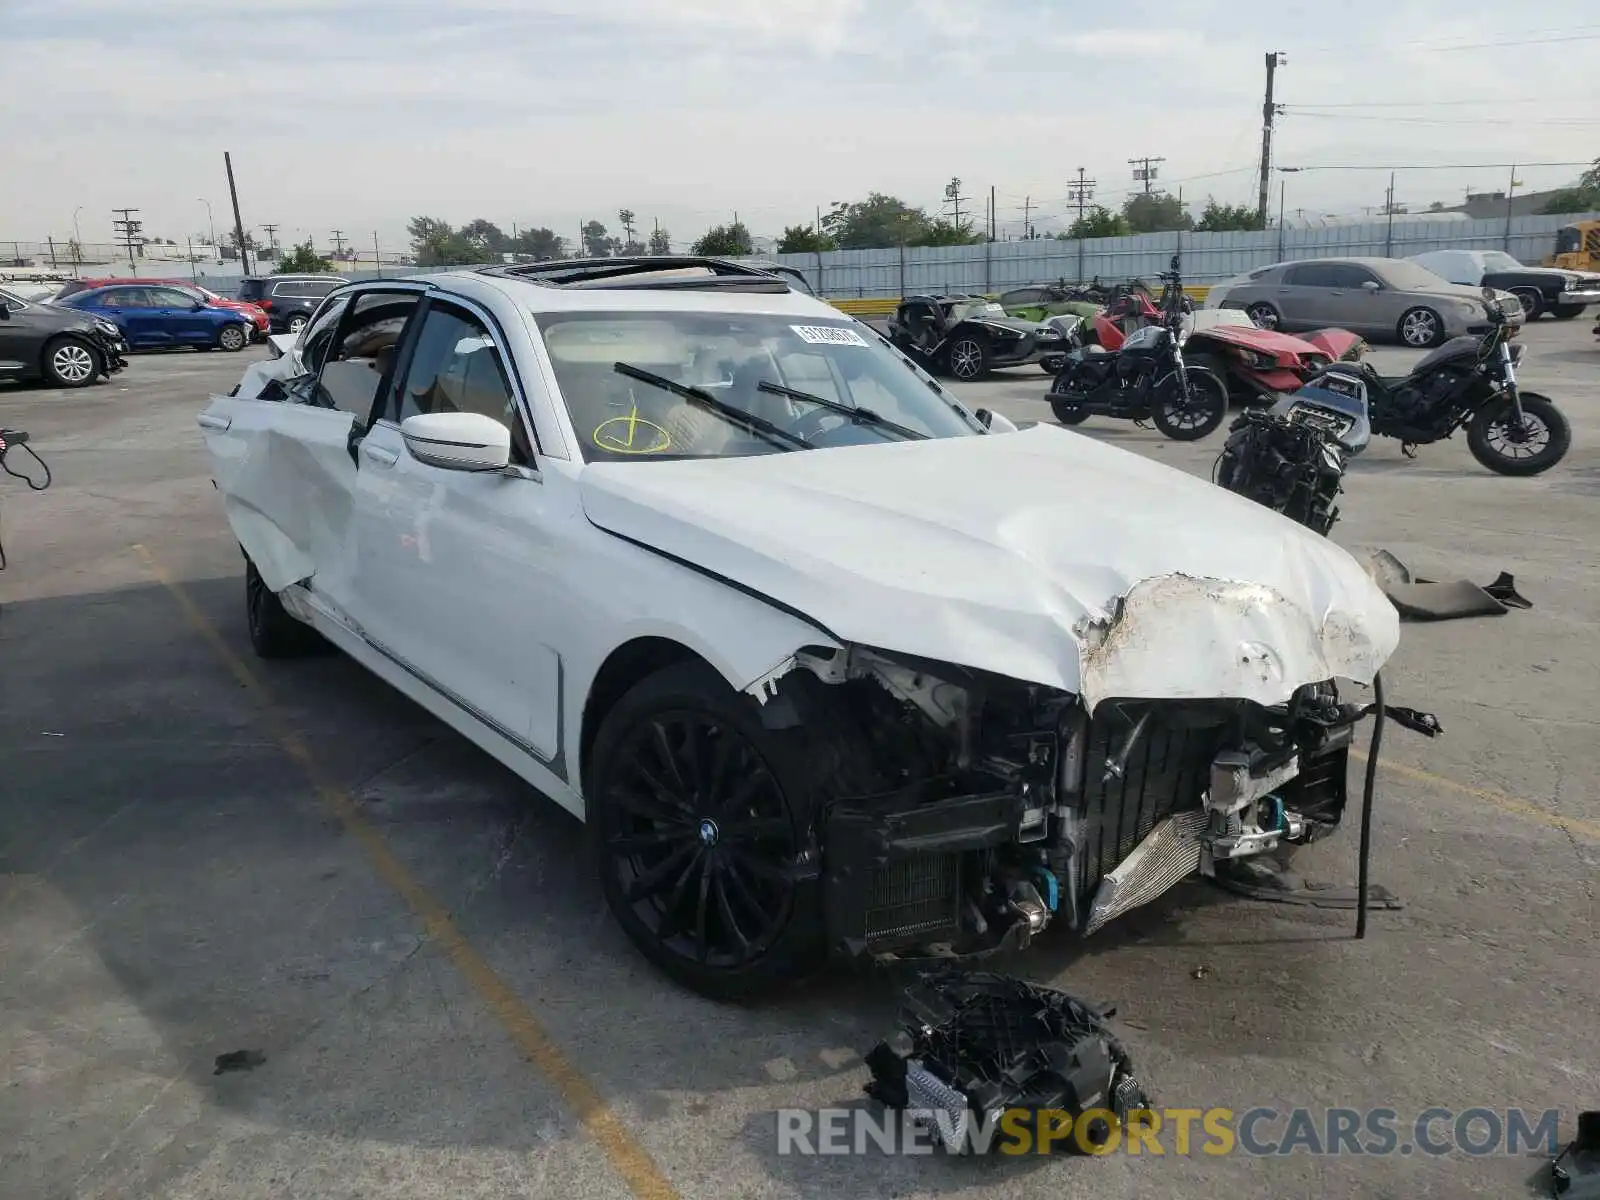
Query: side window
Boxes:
[
  {"xmin": 299, "ymin": 297, "xmax": 350, "ymax": 374},
  {"xmin": 1326, "ymin": 265, "xmax": 1377, "ymax": 289},
  {"xmin": 397, "ymin": 304, "xmax": 529, "ymax": 463},
  {"xmin": 1285, "ymin": 263, "xmax": 1336, "ymax": 288},
  {"xmin": 313, "ymin": 292, "xmax": 421, "ymax": 423},
  {"xmin": 151, "ymin": 287, "xmax": 196, "ymax": 307},
  {"xmin": 272, "ymin": 281, "xmax": 306, "ymax": 300},
  {"xmin": 114, "ymin": 288, "xmax": 156, "ymax": 308}
]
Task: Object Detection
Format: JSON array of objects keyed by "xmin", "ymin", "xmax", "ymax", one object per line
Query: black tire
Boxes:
[
  {"xmin": 1397, "ymin": 307, "xmax": 1445, "ymax": 348},
  {"xmin": 1040, "ymin": 357, "xmax": 1064, "ymax": 375},
  {"xmin": 217, "ymin": 323, "xmax": 248, "ymax": 352},
  {"xmin": 1181, "ymin": 352, "xmax": 1232, "ymax": 406},
  {"xmin": 1050, "ymin": 398, "xmax": 1091, "ymax": 425},
  {"xmin": 245, "ymin": 559, "xmax": 325, "ymax": 658},
  {"xmin": 1466, "ymin": 392, "xmax": 1570, "ymax": 476},
  {"xmin": 1151, "ymin": 368, "xmax": 1228, "ymax": 441},
  {"xmin": 1245, "ymin": 302, "xmax": 1280, "ymax": 330},
  {"xmin": 944, "ymin": 336, "xmax": 988, "ymax": 380},
  {"xmin": 1508, "ymin": 288, "xmax": 1543, "ymax": 322},
  {"xmin": 286, "ymin": 313, "xmax": 310, "ymax": 335},
  {"xmin": 41, "ymin": 335, "xmax": 101, "ymax": 388},
  {"xmin": 587, "ymin": 662, "xmax": 872, "ymax": 1000},
  {"xmin": 1550, "ymin": 304, "xmax": 1584, "ymax": 320}
]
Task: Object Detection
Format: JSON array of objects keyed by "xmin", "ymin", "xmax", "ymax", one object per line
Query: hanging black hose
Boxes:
[{"xmin": 1356, "ymin": 670, "xmax": 1386, "ymax": 939}]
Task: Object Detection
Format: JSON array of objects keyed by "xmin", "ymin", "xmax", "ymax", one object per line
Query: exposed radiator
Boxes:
[{"xmin": 864, "ymin": 853, "xmax": 962, "ymax": 947}]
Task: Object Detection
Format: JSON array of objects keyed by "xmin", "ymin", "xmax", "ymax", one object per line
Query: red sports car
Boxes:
[{"xmin": 52, "ymin": 277, "xmax": 269, "ymax": 339}]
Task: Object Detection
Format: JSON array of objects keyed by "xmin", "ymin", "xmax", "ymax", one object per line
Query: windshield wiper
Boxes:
[
  {"xmin": 612, "ymin": 362, "xmax": 812, "ymax": 451},
  {"xmin": 756, "ymin": 380, "xmax": 928, "ymax": 441}
]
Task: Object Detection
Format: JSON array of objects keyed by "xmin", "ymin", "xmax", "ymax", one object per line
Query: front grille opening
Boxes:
[{"xmin": 864, "ymin": 852, "xmax": 962, "ymax": 947}]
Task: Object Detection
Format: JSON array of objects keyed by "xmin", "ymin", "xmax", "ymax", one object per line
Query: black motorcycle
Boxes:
[
  {"xmin": 1045, "ymin": 256, "xmax": 1228, "ymax": 442},
  {"xmin": 1305, "ymin": 287, "xmax": 1569, "ymax": 477}
]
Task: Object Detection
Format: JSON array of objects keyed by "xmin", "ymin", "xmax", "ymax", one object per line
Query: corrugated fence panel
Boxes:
[{"xmin": 746, "ymin": 211, "xmax": 1600, "ymax": 298}]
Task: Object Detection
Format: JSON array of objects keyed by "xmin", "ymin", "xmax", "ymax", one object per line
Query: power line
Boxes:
[
  {"xmin": 1285, "ymin": 109, "xmax": 1600, "ymax": 126},
  {"xmin": 1428, "ymin": 32, "xmax": 1600, "ymax": 51},
  {"xmin": 1128, "ymin": 155, "xmax": 1165, "ymax": 194},
  {"xmin": 1279, "ymin": 160, "xmax": 1595, "ymax": 172}
]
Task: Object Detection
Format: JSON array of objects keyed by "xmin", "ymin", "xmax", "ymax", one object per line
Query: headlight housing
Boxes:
[{"xmin": 94, "ymin": 319, "xmax": 119, "ymax": 337}]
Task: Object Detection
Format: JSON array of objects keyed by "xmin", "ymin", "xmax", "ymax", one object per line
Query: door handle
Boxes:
[
  {"xmin": 197, "ymin": 413, "xmax": 231, "ymax": 431},
  {"xmin": 362, "ymin": 444, "xmax": 399, "ymax": 467}
]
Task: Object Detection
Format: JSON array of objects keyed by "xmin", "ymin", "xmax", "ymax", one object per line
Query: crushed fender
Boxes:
[{"xmin": 863, "ymin": 971, "xmax": 1150, "ymax": 1155}]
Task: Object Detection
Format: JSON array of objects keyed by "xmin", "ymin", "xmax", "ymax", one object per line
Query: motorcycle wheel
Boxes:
[
  {"xmin": 1050, "ymin": 396, "xmax": 1091, "ymax": 425},
  {"xmin": 1466, "ymin": 392, "xmax": 1570, "ymax": 476},
  {"xmin": 1152, "ymin": 368, "xmax": 1228, "ymax": 441}
]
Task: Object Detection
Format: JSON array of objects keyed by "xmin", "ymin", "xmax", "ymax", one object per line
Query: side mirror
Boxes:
[
  {"xmin": 399, "ymin": 411, "xmax": 511, "ymax": 472},
  {"xmin": 192, "ymin": 301, "xmax": 207, "ymax": 311},
  {"xmin": 1360, "ymin": 280, "xmax": 1381, "ymax": 292},
  {"xmin": 973, "ymin": 407, "xmax": 994, "ymax": 428}
]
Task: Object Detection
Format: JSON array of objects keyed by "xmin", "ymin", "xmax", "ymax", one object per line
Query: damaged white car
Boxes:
[{"xmin": 198, "ymin": 256, "xmax": 1401, "ymax": 999}]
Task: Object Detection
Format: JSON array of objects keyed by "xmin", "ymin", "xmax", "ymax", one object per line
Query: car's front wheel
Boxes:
[
  {"xmin": 1398, "ymin": 306, "xmax": 1445, "ymax": 348},
  {"xmin": 945, "ymin": 337, "xmax": 989, "ymax": 380},
  {"xmin": 588, "ymin": 662, "xmax": 870, "ymax": 999},
  {"xmin": 1550, "ymin": 304, "xmax": 1585, "ymax": 320},
  {"xmin": 41, "ymin": 336, "xmax": 100, "ymax": 388},
  {"xmin": 286, "ymin": 313, "xmax": 309, "ymax": 335},
  {"xmin": 1509, "ymin": 288, "xmax": 1543, "ymax": 321},
  {"xmin": 217, "ymin": 323, "xmax": 248, "ymax": 352}
]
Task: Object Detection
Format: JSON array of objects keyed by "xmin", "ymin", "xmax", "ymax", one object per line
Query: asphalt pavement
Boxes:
[{"xmin": 1, "ymin": 320, "xmax": 1597, "ymax": 1199}]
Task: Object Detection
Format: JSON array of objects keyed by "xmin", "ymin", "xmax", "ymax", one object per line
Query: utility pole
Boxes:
[
  {"xmin": 1502, "ymin": 163, "xmax": 1520, "ymax": 251},
  {"xmin": 112, "ymin": 207, "xmax": 142, "ymax": 274},
  {"xmin": 1258, "ymin": 51, "xmax": 1287, "ymax": 226},
  {"xmin": 989, "ymin": 184, "xmax": 996, "ymax": 240},
  {"xmin": 1128, "ymin": 156, "xmax": 1166, "ymax": 195},
  {"xmin": 1277, "ymin": 179, "xmax": 1286, "ymax": 260},
  {"xmin": 1384, "ymin": 171, "xmax": 1397, "ymax": 257},
  {"xmin": 373, "ymin": 231, "xmax": 383, "ymax": 277},
  {"xmin": 330, "ymin": 230, "xmax": 346, "ymax": 261},
  {"xmin": 1019, "ymin": 195, "xmax": 1035, "ymax": 239},
  {"xmin": 187, "ymin": 236, "xmax": 197, "ymax": 282},
  {"xmin": 260, "ymin": 223, "xmax": 279, "ymax": 255},
  {"xmin": 224, "ymin": 151, "xmax": 250, "ymax": 275},
  {"xmin": 1068, "ymin": 168, "xmax": 1097, "ymax": 283},
  {"xmin": 943, "ymin": 177, "xmax": 966, "ymax": 230}
]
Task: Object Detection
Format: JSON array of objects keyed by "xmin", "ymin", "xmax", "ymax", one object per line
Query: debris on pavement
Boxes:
[
  {"xmin": 863, "ymin": 971, "xmax": 1149, "ymax": 1155},
  {"xmin": 1367, "ymin": 550, "xmax": 1534, "ymax": 622},
  {"xmin": 213, "ymin": 1049, "xmax": 267, "ymax": 1075}
]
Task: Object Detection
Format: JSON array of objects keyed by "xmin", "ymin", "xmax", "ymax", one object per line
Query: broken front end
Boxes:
[{"xmin": 796, "ymin": 648, "xmax": 1372, "ymax": 963}]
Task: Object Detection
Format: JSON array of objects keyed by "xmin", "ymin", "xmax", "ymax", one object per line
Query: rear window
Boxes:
[{"xmin": 237, "ymin": 279, "xmax": 265, "ymax": 301}]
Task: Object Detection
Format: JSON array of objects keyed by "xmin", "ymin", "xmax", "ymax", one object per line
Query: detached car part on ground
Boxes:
[
  {"xmin": 888, "ymin": 295, "xmax": 1067, "ymax": 379},
  {"xmin": 0, "ymin": 287, "xmax": 128, "ymax": 388},
  {"xmin": 200, "ymin": 255, "xmax": 1411, "ymax": 1001}
]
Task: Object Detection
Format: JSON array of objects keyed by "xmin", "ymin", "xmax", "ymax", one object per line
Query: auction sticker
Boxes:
[{"xmin": 791, "ymin": 324, "xmax": 869, "ymax": 347}]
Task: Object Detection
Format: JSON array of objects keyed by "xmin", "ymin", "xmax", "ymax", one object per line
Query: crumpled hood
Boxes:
[
  {"xmin": 1187, "ymin": 322, "xmax": 1328, "ymax": 359},
  {"xmin": 578, "ymin": 424, "xmax": 1400, "ymax": 710}
]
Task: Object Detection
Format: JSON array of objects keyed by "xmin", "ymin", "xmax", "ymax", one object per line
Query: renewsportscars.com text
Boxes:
[{"xmin": 776, "ymin": 1106, "xmax": 1563, "ymax": 1157}]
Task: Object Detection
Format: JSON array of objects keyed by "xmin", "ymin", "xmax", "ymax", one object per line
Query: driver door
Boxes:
[{"xmin": 348, "ymin": 296, "xmax": 562, "ymax": 762}]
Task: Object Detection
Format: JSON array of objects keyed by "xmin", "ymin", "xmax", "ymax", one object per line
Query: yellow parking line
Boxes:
[
  {"xmin": 132, "ymin": 545, "xmax": 680, "ymax": 1200},
  {"xmin": 1352, "ymin": 749, "xmax": 1600, "ymax": 841}
]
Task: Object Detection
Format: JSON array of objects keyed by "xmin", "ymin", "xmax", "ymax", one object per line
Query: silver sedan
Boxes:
[{"xmin": 1206, "ymin": 256, "xmax": 1522, "ymax": 348}]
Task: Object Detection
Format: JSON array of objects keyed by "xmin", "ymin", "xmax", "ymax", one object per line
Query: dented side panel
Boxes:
[{"xmin": 199, "ymin": 395, "xmax": 360, "ymax": 607}]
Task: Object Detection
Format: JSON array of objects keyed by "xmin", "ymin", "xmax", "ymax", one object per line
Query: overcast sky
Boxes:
[{"xmin": 3, "ymin": 0, "xmax": 1597, "ymax": 251}]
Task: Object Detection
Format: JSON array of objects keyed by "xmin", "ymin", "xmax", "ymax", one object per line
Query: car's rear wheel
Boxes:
[
  {"xmin": 286, "ymin": 313, "xmax": 309, "ymax": 335},
  {"xmin": 1245, "ymin": 302, "xmax": 1280, "ymax": 330},
  {"xmin": 246, "ymin": 559, "xmax": 326, "ymax": 658},
  {"xmin": 41, "ymin": 336, "xmax": 100, "ymax": 388},
  {"xmin": 588, "ymin": 662, "xmax": 872, "ymax": 999},
  {"xmin": 945, "ymin": 337, "xmax": 988, "ymax": 380},
  {"xmin": 1550, "ymin": 303, "xmax": 1584, "ymax": 320},
  {"xmin": 217, "ymin": 323, "xmax": 248, "ymax": 352},
  {"xmin": 1398, "ymin": 307, "xmax": 1445, "ymax": 348}
]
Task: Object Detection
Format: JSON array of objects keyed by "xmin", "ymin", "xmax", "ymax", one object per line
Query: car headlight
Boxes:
[{"xmin": 94, "ymin": 319, "xmax": 119, "ymax": 337}]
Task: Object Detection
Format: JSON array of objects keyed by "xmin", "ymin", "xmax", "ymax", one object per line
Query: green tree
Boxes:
[
  {"xmin": 407, "ymin": 216, "xmax": 480, "ymax": 266},
  {"xmin": 1427, "ymin": 200, "xmax": 1449, "ymax": 213},
  {"xmin": 1193, "ymin": 198, "xmax": 1264, "ymax": 232},
  {"xmin": 581, "ymin": 220, "xmax": 617, "ymax": 257},
  {"xmin": 275, "ymin": 239, "xmax": 332, "ymax": 273},
  {"xmin": 617, "ymin": 209, "xmax": 643, "ymax": 254},
  {"xmin": 1063, "ymin": 206, "xmax": 1131, "ymax": 239},
  {"xmin": 909, "ymin": 218, "xmax": 981, "ymax": 247},
  {"xmin": 1122, "ymin": 192, "xmax": 1193, "ymax": 234},
  {"xmin": 691, "ymin": 221, "xmax": 754, "ymax": 256},
  {"xmin": 821, "ymin": 193, "xmax": 931, "ymax": 249},
  {"xmin": 776, "ymin": 224, "xmax": 835, "ymax": 253},
  {"xmin": 511, "ymin": 226, "xmax": 565, "ymax": 259},
  {"xmin": 647, "ymin": 226, "xmax": 672, "ymax": 255},
  {"xmin": 461, "ymin": 218, "xmax": 509, "ymax": 259}
]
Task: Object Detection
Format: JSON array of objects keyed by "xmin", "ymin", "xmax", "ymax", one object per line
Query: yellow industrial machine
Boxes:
[{"xmin": 1549, "ymin": 220, "xmax": 1600, "ymax": 271}]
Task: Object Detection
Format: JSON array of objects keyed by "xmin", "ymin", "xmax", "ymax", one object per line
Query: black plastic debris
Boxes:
[
  {"xmin": 863, "ymin": 971, "xmax": 1149, "ymax": 1155},
  {"xmin": 1367, "ymin": 550, "xmax": 1534, "ymax": 622},
  {"xmin": 1553, "ymin": 1112, "xmax": 1600, "ymax": 1198},
  {"xmin": 213, "ymin": 1049, "xmax": 266, "ymax": 1075}
]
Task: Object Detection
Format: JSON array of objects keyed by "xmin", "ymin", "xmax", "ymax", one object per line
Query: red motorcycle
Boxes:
[{"xmin": 1087, "ymin": 290, "xmax": 1368, "ymax": 406}]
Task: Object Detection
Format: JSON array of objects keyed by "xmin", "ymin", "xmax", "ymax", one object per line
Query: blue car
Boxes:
[{"xmin": 58, "ymin": 283, "xmax": 254, "ymax": 352}]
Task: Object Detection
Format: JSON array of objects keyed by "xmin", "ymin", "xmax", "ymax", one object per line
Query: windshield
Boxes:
[
  {"xmin": 947, "ymin": 300, "xmax": 1007, "ymax": 322},
  {"xmin": 0, "ymin": 287, "xmax": 28, "ymax": 307},
  {"xmin": 1378, "ymin": 260, "xmax": 1457, "ymax": 291},
  {"xmin": 534, "ymin": 311, "xmax": 983, "ymax": 462},
  {"xmin": 1480, "ymin": 252, "xmax": 1523, "ymax": 272}
]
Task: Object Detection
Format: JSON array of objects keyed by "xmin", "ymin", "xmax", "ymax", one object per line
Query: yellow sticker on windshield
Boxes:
[{"xmin": 593, "ymin": 402, "xmax": 672, "ymax": 454}]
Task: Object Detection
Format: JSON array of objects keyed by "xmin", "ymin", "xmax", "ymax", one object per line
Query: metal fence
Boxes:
[{"xmin": 739, "ymin": 211, "xmax": 1600, "ymax": 299}]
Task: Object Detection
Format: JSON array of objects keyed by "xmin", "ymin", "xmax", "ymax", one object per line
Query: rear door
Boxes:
[
  {"xmin": 198, "ymin": 284, "xmax": 426, "ymax": 623},
  {"xmin": 1278, "ymin": 263, "xmax": 1347, "ymax": 329},
  {"xmin": 111, "ymin": 287, "xmax": 169, "ymax": 347}
]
